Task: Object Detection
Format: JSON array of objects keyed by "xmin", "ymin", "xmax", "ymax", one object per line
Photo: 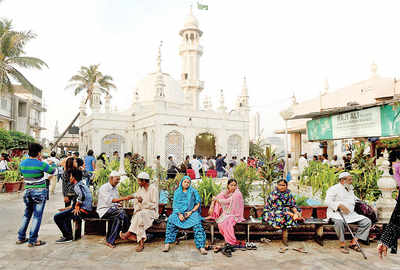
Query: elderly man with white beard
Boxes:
[{"xmin": 325, "ymin": 172, "xmax": 372, "ymax": 254}]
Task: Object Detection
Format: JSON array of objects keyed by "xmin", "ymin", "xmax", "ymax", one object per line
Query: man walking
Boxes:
[{"xmin": 16, "ymin": 143, "xmax": 55, "ymax": 247}]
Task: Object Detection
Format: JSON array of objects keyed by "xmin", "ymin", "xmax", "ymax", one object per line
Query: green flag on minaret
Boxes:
[{"xmin": 197, "ymin": 2, "xmax": 208, "ymax": 10}]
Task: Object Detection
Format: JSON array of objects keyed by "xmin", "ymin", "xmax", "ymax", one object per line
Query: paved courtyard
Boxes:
[{"xmin": 1, "ymin": 186, "xmax": 400, "ymax": 270}]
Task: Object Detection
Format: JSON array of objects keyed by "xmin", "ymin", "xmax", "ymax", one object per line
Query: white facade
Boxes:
[{"xmin": 79, "ymin": 10, "xmax": 250, "ymax": 166}]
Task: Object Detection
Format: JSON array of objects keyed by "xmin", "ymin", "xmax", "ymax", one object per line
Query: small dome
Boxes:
[{"xmin": 184, "ymin": 13, "xmax": 199, "ymax": 28}]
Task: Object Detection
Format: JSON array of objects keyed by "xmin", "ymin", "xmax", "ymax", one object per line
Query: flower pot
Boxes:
[
  {"xmin": 255, "ymin": 205, "xmax": 265, "ymax": 218},
  {"xmin": 5, "ymin": 182, "xmax": 21, "ymax": 192},
  {"xmin": 201, "ymin": 206, "xmax": 211, "ymax": 217},
  {"xmin": 299, "ymin": 206, "xmax": 313, "ymax": 219},
  {"xmin": 243, "ymin": 205, "xmax": 253, "ymax": 219},
  {"xmin": 314, "ymin": 206, "xmax": 328, "ymax": 219},
  {"xmin": 19, "ymin": 181, "xmax": 24, "ymax": 191}
]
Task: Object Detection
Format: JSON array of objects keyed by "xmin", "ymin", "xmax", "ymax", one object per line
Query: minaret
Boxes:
[
  {"xmin": 240, "ymin": 76, "xmax": 249, "ymax": 107},
  {"xmin": 154, "ymin": 41, "xmax": 166, "ymax": 99},
  {"xmin": 54, "ymin": 121, "xmax": 59, "ymax": 138},
  {"xmin": 218, "ymin": 89, "xmax": 226, "ymax": 112},
  {"xmin": 179, "ymin": 7, "xmax": 204, "ymax": 111}
]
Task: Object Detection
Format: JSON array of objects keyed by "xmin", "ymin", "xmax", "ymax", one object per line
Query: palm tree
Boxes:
[
  {"xmin": 52, "ymin": 65, "xmax": 116, "ymax": 149},
  {"xmin": 0, "ymin": 19, "xmax": 48, "ymax": 94},
  {"xmin": 66, "ymin": 64, "xmax": 116, "ymax": 104}
]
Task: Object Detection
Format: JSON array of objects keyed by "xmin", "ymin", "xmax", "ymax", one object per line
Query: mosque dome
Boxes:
[{"xmin": 134, "ymin": 72, "xmax": 184, "ymax": 104}]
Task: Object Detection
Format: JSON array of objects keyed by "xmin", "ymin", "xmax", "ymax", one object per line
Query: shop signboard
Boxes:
[{"xmin": 307, "ymin": 104, "xmax": 400, "ymax": 141}]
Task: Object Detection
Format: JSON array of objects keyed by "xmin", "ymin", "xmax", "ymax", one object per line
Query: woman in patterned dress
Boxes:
[{"xmin": 263, "ymin": 179, "xmax": 303, "ymax": 246}]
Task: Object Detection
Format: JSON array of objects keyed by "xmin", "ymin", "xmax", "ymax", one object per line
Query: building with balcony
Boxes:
[{"xmin": 0, "ymin": 85, "xmax": 46, "ymax": 140}]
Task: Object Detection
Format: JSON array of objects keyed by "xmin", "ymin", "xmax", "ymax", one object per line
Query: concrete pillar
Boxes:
[
  {"xmin": 327, "ymin": 140, "xmax": 334, "ymax": 159},
  {"xmin": 376, "ymin": 149, "xmax": 397, "ymax": 223},
  {"xmin": 290, "ymin": 133, "xmax": 301, "ymax": 165}
]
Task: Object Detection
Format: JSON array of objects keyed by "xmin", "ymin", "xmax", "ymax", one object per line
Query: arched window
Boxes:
[
  {"xmin": 165, "ymin": 131, "xmax": 184, "ymax": 165},
  {"xmin": 228, "ymin": 135, "xmax": 242, "ymax": 159}
]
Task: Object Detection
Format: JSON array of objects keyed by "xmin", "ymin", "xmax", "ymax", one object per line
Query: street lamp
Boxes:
[{"xmin": 280, "ymin": 108, "xmax": 294, "ymax": 178}]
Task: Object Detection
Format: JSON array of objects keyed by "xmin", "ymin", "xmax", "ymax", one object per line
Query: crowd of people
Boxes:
[
  {"xmin": 9, "ymin": 142, "xmax": 400, "ymax": 260},
  {"xmin": 165, "ymin": 154, "xmax": 265, "ymax": 180}
]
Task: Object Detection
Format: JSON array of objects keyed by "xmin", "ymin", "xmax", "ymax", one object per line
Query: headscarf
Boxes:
[
  {"xmin": 172, "ymin": 176, "xmax": 201, "ymax": 215},
  {"xmin": 214, "ymin": 186, "xmax": 245, "ymax": 222}
]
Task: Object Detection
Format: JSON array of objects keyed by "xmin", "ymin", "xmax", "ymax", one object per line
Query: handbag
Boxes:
[{"xmin": 354, "ymin": 201, "xmax": 378, "ymax": 224}]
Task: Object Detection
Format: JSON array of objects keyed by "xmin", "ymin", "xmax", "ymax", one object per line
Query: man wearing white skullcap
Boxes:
[
  {"xmin": 96, "ymin": 170, "xmax": 134, "ymax": 248},
  {"xmin": 120, "ymin": 171, "xmax": 159, "ymax": 252},
  {"xmin": 325, "ymin": 171, "xmax": 371, "ymax": 254}
]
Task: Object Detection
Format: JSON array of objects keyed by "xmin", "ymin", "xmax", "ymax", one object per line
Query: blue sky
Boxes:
[{"xmin": 2, "ymin": 0, "xmax": 400, "ymax": 139}]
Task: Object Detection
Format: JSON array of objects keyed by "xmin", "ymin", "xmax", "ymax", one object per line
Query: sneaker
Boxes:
[{"xmin": 56, "ymin": 237, "xmax": 73, "ymax": 244}]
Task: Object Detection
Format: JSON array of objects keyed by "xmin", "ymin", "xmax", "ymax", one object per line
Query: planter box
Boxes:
[
  {"xmin": 4, "ymin": 181, "xmax": 21, "ymax": 192},
  {"xmin": 299, "ymin": 206, "xmax": 313, "ymax": 219}
]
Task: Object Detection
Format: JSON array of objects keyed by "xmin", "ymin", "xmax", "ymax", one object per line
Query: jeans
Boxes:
[
  {"xmin": 217, "ymin": 171, "xmax": 224, "ymax": 178},
  {"xmin": 54, "ymin": 208, "xmax": 98, "ymax": 239},
  {"xmin": 17, "ymin": 188, "xmax": 47, "ymax": 244},
  {"xmin": 102, "ymin": 207, "xmax": 131, "ymax": 245}
]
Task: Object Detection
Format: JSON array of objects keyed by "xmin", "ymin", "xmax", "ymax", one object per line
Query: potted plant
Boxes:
[
  {"xmin": 194, "ymin": 175, "xmax": 222, "ymax": 216},
  {"xmin": 295, "ymin": 195, "xmax": 313, "ymax": 219},
  {"xmin": 4, "ymin": 170, "xmax": 22, "ymax": 192},
  {"xmin": 257, "ymin": 146, "xmax": 283, "ymax": 204},
  {"xmin": 159, "ymin": 173, "xmax": 184, "ymax": 216}
]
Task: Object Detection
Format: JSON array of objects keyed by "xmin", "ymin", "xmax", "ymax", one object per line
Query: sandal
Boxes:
[
  {"xmin": 222, "ymin": 246, "xmax": 232, "ymax": 257},
  {"xmin": 200, "ymin": 248, "xmax": 208, "ymax": 255},
  {"xmin": 293, "ymin": 247, "xmax": 308, "ymax": 254},
  {"xmin": 27, "ymin": 240, "xmax": 46, "ymax": 247},
  {"xmin": 260, "ymin": 237, "xmax": 271, "ymax": 244},
  {"xmin": 279, "ymin": 247, "xmax": 289, "ymax": 253},
  {"xmin": 162, "ymin": 244, "xmax": 170, "ymax": 252},
  {"xmin": 136, "ymin": 245, "xmax": 144, "ymax": 252},
  {"xmin": 246, "ymin": 242, "xmax": 257, "ymax": 250},
  {"xmin": 340, "ymin": 246, "xmax": 349, "ymax": 254},
  {"xmin": 16, "ymin": 238, "xmax": 28, "ymax": 245},
  {"xmin": 348, "ymin": 244, "xmax": 361, "ymax": 252}
]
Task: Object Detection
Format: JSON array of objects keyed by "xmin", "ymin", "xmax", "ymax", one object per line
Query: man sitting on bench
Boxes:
[
  {"xmin": 325, "ymin": 172, "xmax": 372, "ymax": 254},
  {"xmin": 96, "ymin": 171, "xmax": 133, "ymax": 248},
  {"xmin": 120, "ymin": 172, "xmax": 159, "ymax": 252},
  {"xmin": 54, "ymin": 168, "xmax": 97, "ymax": 243}
]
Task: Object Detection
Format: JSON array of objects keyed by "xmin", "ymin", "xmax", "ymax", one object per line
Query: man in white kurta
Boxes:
[
  {"xmin": 325, "ymin": 172, "xmax": 371, "ymax": 253},
  {"xmin": 120, "ymin": 172, "xmax": 158, "ymax": 252},
  {"xmin": 190, "ymin": 154, "xmax": 202, "ymax": 179},
  {"xmin": 298, "ymin": 154, "xmax": 308, "ymax": 175}
]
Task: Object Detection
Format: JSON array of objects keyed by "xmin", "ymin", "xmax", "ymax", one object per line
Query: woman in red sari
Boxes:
[{"xmin": 206, "ymin": 179, "xmax": 245, "ymax": 256}]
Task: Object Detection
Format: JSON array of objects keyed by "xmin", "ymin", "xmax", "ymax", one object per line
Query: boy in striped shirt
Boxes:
[{"xmin": 16, "ymin": 143, "xmax": 55, "ymax": 247}]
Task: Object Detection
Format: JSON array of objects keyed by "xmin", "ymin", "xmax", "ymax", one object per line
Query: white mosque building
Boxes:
[{"xmin": 78, "ymin": 9, "xmax": 255, "ymax": 166}]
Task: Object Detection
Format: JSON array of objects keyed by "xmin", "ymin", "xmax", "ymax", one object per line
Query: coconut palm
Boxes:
[
  {"xmin": 53, "ymin": 65, "xmax": 116, "ymax": 149},
  {"xmin": 66, "ymin": 64, "xmax": 116, "ymax": 104},
  {"xmin": 0, "ymin": 19, "xmax": 48, "ymax": 93}
]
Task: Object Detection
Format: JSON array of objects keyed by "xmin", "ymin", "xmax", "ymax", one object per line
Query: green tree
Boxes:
[
  {"xmin": 249, "ymin": 139, "xmax": 265, "ymax": 157},
  {"xmin": 0, "ymin": 19, "xmax": 48, "ymax": 94},
  {"xmin": 0, "ymin": 128, "xmax": 12, "ymax": 150},
  {"xmin": 66, "ymin": 64, "xmax": 116, "ymax": 104},
  {"xmin": 8, "ymin": 130, "xmax": 35, "ymax": 149}
]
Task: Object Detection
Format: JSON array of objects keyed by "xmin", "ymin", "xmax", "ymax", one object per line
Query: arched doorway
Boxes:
[
  {"xmin": 195, "ymin": 133, "xmax": 216, "ymax": 157},
  {"xmin": 101, "ymin": 134, "xmax": 125, "ymax": 158}
]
